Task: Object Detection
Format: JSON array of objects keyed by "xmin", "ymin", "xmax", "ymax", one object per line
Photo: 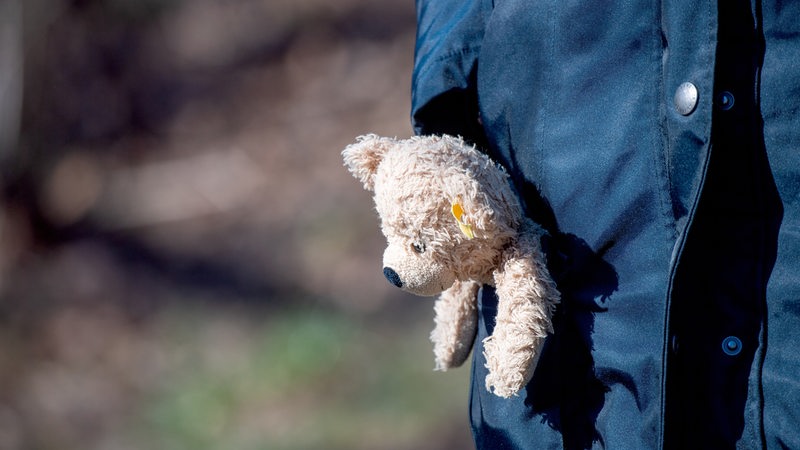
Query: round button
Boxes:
[
  {"xmin": 718, "ymin": 91, "xmax": 735, "ymax": 111},
  {"xmin": 722, "ymin": 336, "xmax": 742, "ymax": 356},
  {"xmin": 675, "ymin": 82, "xmax": 699, "ymax": 116}
]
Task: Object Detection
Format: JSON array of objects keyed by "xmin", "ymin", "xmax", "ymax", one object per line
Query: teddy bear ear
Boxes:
[{"xmin": 342, "ymin": 134, "xmax": 394, "ymax": 191}]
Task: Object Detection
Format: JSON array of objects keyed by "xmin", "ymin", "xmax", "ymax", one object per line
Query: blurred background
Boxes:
[{"xmin": 0, "ymin": 0, "xmax": 473, "ymax": 449}]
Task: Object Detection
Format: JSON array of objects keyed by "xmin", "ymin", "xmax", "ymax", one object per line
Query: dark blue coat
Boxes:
[{"xmin": 411, "ymin": 0, "xmax": 800, "ymax": 448}]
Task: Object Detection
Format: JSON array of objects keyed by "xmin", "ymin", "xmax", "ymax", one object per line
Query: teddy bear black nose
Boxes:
[{"xmin": 383, "ymin": 267, "xmax": 403, "ymax": 288}]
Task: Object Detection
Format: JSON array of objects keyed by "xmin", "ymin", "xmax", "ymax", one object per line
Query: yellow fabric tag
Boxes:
[{"xmin": 451, "ymin": 202, "xmax": 475, "ymax": 239}]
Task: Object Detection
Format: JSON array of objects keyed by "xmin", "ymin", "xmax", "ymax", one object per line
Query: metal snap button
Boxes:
[
  {"xmin": 722, "ymin": 336, "xmax": 742, "ymax": 356},
  {"xmin": 675, "ymin": 82, "xmax": 699, "ymax": 116},
  {"xmin": 718, "ymin": 91, "xmax": 735, "ymax": 111}
]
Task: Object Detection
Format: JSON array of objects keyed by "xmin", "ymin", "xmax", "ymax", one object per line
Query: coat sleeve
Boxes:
[{"xmin": 411, "ymin": 0, "xmax": 490, "ymax": 146}]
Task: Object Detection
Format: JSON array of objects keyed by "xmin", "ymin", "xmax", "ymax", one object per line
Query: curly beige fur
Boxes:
[
  {"xmin": 342, "ymin": 134, "xmax": 560, "ymax": 398},
  {"xmin": 431, "ymin": 279, "xmax": 480, "ymax": 370},
  {"xmin": 485, "ymin": 219, "xmax": 559, "ymax": 397}
]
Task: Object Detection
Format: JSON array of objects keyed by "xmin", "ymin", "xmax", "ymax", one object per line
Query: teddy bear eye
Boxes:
[{"xmin": 411, "ymin": 242, "xmax": 426, "ymax": 254}]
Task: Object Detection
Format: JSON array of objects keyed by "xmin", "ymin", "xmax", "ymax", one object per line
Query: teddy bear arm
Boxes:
[
  {"xmin": 430, "ymin": 279, "xmax": 481, "ymax": 371},
  {"xmin": 484, "ymin": 225, "xmax": 560, "ymax": 397}
]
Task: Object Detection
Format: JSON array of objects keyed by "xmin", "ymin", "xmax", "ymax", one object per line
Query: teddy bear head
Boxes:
[{"xmin": 343, "ymin": 134, "xmax": 524, "ymax": 296}]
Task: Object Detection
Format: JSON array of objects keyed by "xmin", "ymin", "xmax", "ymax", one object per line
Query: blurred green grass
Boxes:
[{"xmin": 136, "ymin": 304, "xmax": 472, "ymax": 450}]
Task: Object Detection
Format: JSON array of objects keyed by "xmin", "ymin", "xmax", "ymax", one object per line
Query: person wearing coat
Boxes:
[{"xmin": 411, "ymin": 0, "xmax": 799, "ymax": 448}]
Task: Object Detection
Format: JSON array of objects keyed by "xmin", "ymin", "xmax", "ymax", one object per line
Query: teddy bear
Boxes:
[{"xmin": 342, "ymin": 134, "xmax": 560, "ymax": 398}]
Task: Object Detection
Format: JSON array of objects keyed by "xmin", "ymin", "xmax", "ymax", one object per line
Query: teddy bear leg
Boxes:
[
  {"xmin": 484, "ymin": 226, "xmax": 560, "ymax": 398},
  {"xmin": 430, "ymin": 280, "xmax": 480, "ymax": 370},
  {"xmin": 483, "ymin": 327, "xmax": 547, "ymax": 398}
]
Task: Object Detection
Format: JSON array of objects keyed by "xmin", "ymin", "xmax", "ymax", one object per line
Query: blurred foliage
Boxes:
[
  {"xmin": 141, "ymin": 307, "xmax": 470, "ymax": 450},
  {"xmin": 0, "ymin": 0, "xmax": 476, "ymax": 449}
]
